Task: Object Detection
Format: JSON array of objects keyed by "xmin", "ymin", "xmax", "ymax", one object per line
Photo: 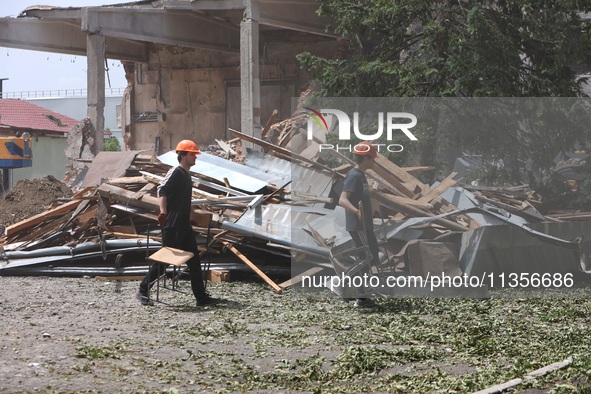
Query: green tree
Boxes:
[
  {"xmin": 298, "ymin": 0, "xmax": 591, "ymax": 190},
  {"xmin": 104, "ymin": 137, "xmax": 121, "ymax": 152}
]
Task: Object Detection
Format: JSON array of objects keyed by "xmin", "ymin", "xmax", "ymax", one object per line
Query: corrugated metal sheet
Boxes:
[
  {"xmin": 158, "ymin": 151, "xmax": 270, "ymax": 193},
  {"xmin": 245, "ymin": 151, "xmax": 335, "ymax": 198}
]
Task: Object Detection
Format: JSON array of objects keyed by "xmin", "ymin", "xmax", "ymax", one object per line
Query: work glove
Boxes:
[
  {"xmin": 356, "ymin": 209, "xmax": 363, "ymax": 222},
  {"xmin": 157, "ymin": 212, "xmax": 167, "ymax": 227}
]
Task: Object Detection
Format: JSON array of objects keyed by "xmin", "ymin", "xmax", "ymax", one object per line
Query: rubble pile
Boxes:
[{"xmin": 1, "ymin": 105, "xmax": 590, "ymax": 296}]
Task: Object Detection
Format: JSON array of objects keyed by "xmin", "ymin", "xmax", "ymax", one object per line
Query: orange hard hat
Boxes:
[
  {"xmin": 353, "ymin": 141, "xmax": 377, "ymax": 158},
  {"xmin": 175, "ymin": 140, "xmax": 201, "ymax": 154}
]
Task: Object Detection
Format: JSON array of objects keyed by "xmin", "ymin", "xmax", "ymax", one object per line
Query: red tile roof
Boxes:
[{"xmin": 0, "ymin": 99, "xmax": 80, "ymax": 133}]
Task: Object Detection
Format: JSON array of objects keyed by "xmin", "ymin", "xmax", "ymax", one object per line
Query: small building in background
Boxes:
[{"xmin": 0, "ymin": 98, "xmax": 79, "ymax": 188}]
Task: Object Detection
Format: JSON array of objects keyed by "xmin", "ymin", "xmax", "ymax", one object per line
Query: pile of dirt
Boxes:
[{"xmin": 0, "ymin": 175, "xmax": 72, "ymax": 236}]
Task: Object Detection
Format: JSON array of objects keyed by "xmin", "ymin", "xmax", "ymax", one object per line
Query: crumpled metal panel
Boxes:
[
  {"xmin": 459, "ymin": 220, "xmax": 591, "ymax": 280},
  {"xmin": 158, "ymin": 151, "xmax": 270, "ymax": 193},
  {"xmin": 440, "ymin": 186, "xmax": 530, "ymax": 226},
  {"xmin": 245, "ymin": 151, "xmax": 335, "ymax": 198}
]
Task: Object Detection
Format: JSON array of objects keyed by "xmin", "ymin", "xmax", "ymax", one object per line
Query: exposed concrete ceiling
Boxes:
[{"xmin": 0, "ymin": 0, "xmax": 338, "ymax": 62}]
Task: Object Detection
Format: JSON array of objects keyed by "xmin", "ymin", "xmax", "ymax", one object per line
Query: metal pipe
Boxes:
[{"xmin": 2, "ymin": 239, "xmax": 162, "ymax": 260}]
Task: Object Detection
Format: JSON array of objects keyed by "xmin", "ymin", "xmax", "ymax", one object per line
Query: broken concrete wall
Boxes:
[
  {"xmin": 63, "ymin": 118, "xmax": 96, "ymax": 185},
  {"xmin": 122, "ymin": 33, "xmax": 340, "ymax": 153}
]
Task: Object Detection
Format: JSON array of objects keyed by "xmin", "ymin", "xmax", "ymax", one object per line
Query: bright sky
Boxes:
[{"xmin": 0, "ymin": 0, "xmax": 130, "ymax": 95}]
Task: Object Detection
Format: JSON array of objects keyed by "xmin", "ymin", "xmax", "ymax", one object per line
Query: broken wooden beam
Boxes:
[
  {"xmin": 279, "ymin": 266, "xmax": 325, "ymax": 290},
  {"xmin": 221, "ymin": 240, "xmax": 283, "ymax": 294}
]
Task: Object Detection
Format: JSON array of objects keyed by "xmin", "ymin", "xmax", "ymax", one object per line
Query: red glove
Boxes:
[
  {"xmin": 356, "ymin": 209, "xmax": 363, "ymax": 222},
  {"xmin": 157, "ymin": 212, "xmax": 167, "ymax": 227}
]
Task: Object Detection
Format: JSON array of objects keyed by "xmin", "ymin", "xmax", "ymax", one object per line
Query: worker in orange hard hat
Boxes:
[
  {"xmin": 138, "ymin": 140, "xmax": 222, "ymax": 307},
  {"xmin": 338, "ymin": 141, "xmax": 380, "ymax": 308}
]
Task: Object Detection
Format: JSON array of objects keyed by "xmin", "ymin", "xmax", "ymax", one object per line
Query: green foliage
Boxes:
[
  {"xmin": 299, "ymin": 1, "xmax": 591, "ymax": 188},
  {"xmin": 75, "ymin": 344, "xmax": 123, "ymax": 360},
  {"xmin": 300, "ymin": 0, "xmax": 591, "ymax": 98},
  {"xmin": 104, "ymin": 137, "xmax": 121, "ymax": 152}
]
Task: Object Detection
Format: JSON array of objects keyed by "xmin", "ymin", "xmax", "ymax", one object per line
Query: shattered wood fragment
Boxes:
[
  {"xmin": 261, "ymin": 109, "xmax": 279, "ymax": 139},
  {"xmin": 72, "ymin": 217, "xmax": 96, "ymax": 239},
  {"xmin": 97, "ymin": 194, "xmax": 110, "ymax": 229},
  {"xmin": 304, "ymin": 221, "xmax": 329, "ymax": 248},
  {"xmin": 262, "ymin": 180, "xmax": 292, "ymax": 204},
  {"xmin": 221, "ymin": 241, "xmax": 283, "ymax": 293},
  {"xmin": 216, "ymin": 139, "xmax": 237, "ymax": 157},
  {"xmin": 16, "ymin": 215, "xmax": 70, "ymax": 244},
  {"xmin": 5, "ymin": 199, "xmax": 83, "ymax": 237}
]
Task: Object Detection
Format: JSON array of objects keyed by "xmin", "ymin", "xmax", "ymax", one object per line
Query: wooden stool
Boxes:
[{"xmin": 148, "ymin": 247, "xmax": 194, "ymax": 305}]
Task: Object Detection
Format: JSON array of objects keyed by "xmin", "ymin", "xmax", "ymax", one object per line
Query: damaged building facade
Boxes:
[{"xmin": 0, "ymin": 0, "xmax": 342, "ymax": 154}]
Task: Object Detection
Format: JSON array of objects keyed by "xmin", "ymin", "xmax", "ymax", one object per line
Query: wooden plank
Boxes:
[
  {"xmin": 108, "ymin": 176, "xmax": 148, "ymax": 185},
  {"xmin": 326, "ymin": 148, "xmax": 414, "ymax": 198},
  {"xmin": 375, "ymin": 153, "xmax": 480, "ymax": 228},
  {"xmin": 402, "ymin": 166, "xmax": 435, "ymax": 173},
  {"xmin": 97, "ymin": 183, "xmax": 160, "ymax": 212},
  {"xmin": 221, "ymin": 241, "xmax": 283, "ymax": 294},
  {"xmin": 16, "ymin": 215, "xmax": 70, "ymax": 243},
  {"xmin": 279, "ymin": 266, "xmax": 325, "ymax": 289},
  {"xmin": 109, "ymin": 232, "xmax": 163, "ymax": 243},
  {"xmin": 416, "ymin": 173, "xmax": 458, "ymax": 203},
  {"xmin": 5, "ymin": 199, "xmax": 83, "ymax": 237}
]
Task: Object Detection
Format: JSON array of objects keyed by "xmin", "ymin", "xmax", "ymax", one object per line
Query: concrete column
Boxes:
[
  {"xmin": 240, "ymin": 17, "xmax": 261, "ymax": 151},
  {"xmin": 87, "ymin": 33, "xmax": 105, "ymax": 153}
]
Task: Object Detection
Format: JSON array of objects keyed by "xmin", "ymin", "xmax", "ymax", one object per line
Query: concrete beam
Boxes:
[
  {"xmin": 82, "ymin": 7, "xmax": 241, "ymax": 53},
  {"xmin": 0, "ymin": 17, "xmax": 148, "ymax": 61},
  {"xmin": 158, "ymin": 0, "xmax": 245, "ymax": 10},
  {"xmin": 258, "ymin": 0, "xmax": 338, "ymax": 37},
  {"xmin": 87, "ymin": 33, "xmax": 105, "ymax": 153},
  {"xmin": 240, "ymin": 17, "xmax": 261, "ymax": 150}
]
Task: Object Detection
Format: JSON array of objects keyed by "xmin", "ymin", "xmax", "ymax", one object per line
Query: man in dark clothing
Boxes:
[
  {"xmin": 137, "ymin": 140, "xmax": 221, "ymax": 307},
  {"xmin": 338, "ymin": 141, "xmax": 380, "ymax": 308}
]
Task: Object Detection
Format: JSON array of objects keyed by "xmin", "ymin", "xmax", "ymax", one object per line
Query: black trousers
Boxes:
[{"xmin": 140, "ymin": 227, "xmax": 206, "ymax": 301}]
